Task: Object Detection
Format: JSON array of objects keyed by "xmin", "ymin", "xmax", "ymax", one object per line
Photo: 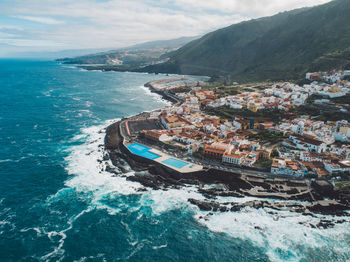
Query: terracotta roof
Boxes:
[
  {"xmin": 204, "ymin": 145, "xmax": 226, "ymax": 154},
  {"xmin": 224, "ymin": 153, "xmax": 244, "ymax": 159},
  {"xmin": 316, "ymin": 168, "xmax": 329, "ymax": 176}
]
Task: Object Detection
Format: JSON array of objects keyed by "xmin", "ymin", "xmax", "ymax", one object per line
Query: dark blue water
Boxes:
[{"xmin": 0, "ymin": 60, "xmax": 349, "ymax": 262}]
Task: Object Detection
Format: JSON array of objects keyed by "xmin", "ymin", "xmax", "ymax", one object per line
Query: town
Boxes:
[{"xmin": 122, "ymin": 70, "xmax": 350, "ymax": 181}]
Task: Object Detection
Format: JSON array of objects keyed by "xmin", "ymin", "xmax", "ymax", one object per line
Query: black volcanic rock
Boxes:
[
  {"xmin": 188, "ymin": 199, "xmax": 222, "ymax": 211},
  {"xmin": 308, "ymin": 201, "xmax": 349, "ymax": 216}
]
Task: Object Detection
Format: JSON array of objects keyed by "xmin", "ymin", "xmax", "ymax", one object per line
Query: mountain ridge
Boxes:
[{"xmin": 141, "ymin": 0, "xmax": 350, "ymax": 82}]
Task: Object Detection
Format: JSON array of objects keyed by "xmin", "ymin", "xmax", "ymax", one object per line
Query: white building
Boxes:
[
  {"xmin": 289, "ymin": 135, "xmax": 327, "ymax": 153},
  {"xmin": 222, "ymin": 152, "xmax": 245, "ymax": 165}
]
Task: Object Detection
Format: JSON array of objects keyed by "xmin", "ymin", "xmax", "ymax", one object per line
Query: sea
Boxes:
[{"xmin": 0, "ymin": 59, "xmax": 349, "ymax": 262}]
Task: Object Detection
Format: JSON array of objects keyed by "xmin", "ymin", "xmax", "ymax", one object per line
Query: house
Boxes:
[
  {"xmin": 230, "ymin": 103, "xmax": 243, "ymax": 110},
  {"xmin": 299, "ymin": 152, "xmax": 323, "ymax": 162},
  {"xmin": 271, "ymin": 158, "xmax": 305, "ymax": 177},
  {"xmin": 257, "ymin": 149, "xmax": 272, "ymax": 159},
  {"xmin": 233, "ymin": 119, "xmax": 250, "ymax": 130},
  {"xmin": 204, "ymin": 144, "xmax": 226, "ymax": 159},
  {"xmin": 259, "ymin": 122, "xmax": 275, "ymax": 130},
  {"xmin": 144, "ymin": 130, "xmax": 172, "ymax": 142},
  {"xmin": 340, "ymin": 126, "xmax": 350, "ymax": 137},
  {"xmin": 144, "ymin": 130, "xmax": 162, "ymax": 141},
  {"xmin": 189, "ymin": 96, "xmax": 199, "ymax": 104},
  {"xmin": 248, "ymin": 104, "xmax": 259, "ymax": 112},
  {"xmin": 160, "ymin": 115, "xmax": 191, "ymax": 131},
  {"xmin": 204, "ymin": 143, "xmax": 233, "ymax": 159},
  {"xmin": 195, "ymin": 92, "xmax": 206, "ymax": 100},
  {"xmin": 222, "ymin": 152, "xmax": 245, "ymax": 165},
  {"xmin": 324, "ymin": 161, "xmax": 350, "ymax": 174},
  {"xmin": 288, "ymin": 135, "xmax": 327, "ymax": 153},
  {"xmin": 315, "ymin": 168, "xmax": 330, "ymax": 177},
  {"xmin": 306, "ymin": 72, "xmax": 320, "ymax": 81},
  {"xmin": 244, "ymin": 152, "xmax": 259, "ymax": 166}
]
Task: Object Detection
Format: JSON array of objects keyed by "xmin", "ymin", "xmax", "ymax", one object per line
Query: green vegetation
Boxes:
[
  {"xmin": 292, "ymin": 104, "xmax": 350, "ymax": 121},
  {"xmin": 215, "ymin": 86, "xmax": 240, "ymax": 97},
  {"xmin": 334, "ymin": 181, "xmax": 350, "ymax": 190},
  {"xmin": 249, "ymin": 130, "xmax": 287, "ymax": 143},
  {"xmin": 144, "ymin": 0, "xmax": 350, "ymax": 82},
  {"xmin": 331, "ymin": 94, "xmax": 350, "ymax": 104},
  {"xmin": 305, "ymin": 94, "xmax": 328, "ymax": 104},
  {"xmin": 205, "ymin": 106, "xmax": 286, "ymax": 122},
  {"xmin": 334, "ymin": 141, "xmax": 350, "ymax": 147},
  {"xmin": 254, "ymin": 159, "xmax": 273, "ymax": 169},
  {"xmin": 171, "ymin": 86, "xmax": 192, "ymax": 93},
  {"xmin": 200, "ymin": 82, "xmax": 273, "ymax": 98}
]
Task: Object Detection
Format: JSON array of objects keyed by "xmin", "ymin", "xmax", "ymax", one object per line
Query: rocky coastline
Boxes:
[{"xmin": 103, "ymin": 117, "xmax": 350, "ymax": 227}]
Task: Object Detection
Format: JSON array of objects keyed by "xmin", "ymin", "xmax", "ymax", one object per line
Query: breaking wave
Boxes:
[{"xmin": 54, "ymin": 120, "xmax": 350, "ymax": 262}]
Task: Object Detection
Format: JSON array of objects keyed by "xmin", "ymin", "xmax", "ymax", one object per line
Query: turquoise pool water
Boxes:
[
  {"xmin": 126, "ymin": 143, "xmax": 160, "ymax": 160},
  {"xmin": 162, "ymin": 158, "xmax": 189, "ymax": 169}
]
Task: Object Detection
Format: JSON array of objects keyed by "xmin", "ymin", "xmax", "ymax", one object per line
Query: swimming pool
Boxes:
[
  {"xmin": 126, "ymin": 143, "xmax": 161, "ymax": 160},
  {"xmin": 161, "ymin": 158, "xmax": 189, "ymax": 169}
]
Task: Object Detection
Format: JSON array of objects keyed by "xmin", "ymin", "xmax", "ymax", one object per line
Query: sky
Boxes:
[{"xmin": 0, "ymin": 0, "xmax": 332, "ymax": 57}]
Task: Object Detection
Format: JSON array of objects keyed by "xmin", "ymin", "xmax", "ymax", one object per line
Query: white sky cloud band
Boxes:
[
  {"xmin": 0, "ymin": 0, "xmax": 333, "ymax": 55},
  {"xmin": 14, "ymin": 15, "xmax": 65, "ymax": 25}
]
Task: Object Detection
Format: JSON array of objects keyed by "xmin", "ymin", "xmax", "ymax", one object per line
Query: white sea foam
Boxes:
[
  {"xmin": 62, "ymin": 120, "xmax": 146, "ymax": 214},
  {"xmin": 0, "ymin": 156, "xmax": 27, "ymax": 163},
  {"xmin": 62, "ymin": 118, "xmax": 202, "ymax": 219},
  {"xmin": 62, "ymin": 66, "xmax": 76, "ymax": 69},
  {"xmin": 85, "ymin": 101, "xmax": 94, "ymax": 107},
  {"xmin": 152, "ymin": 244, "xmax": 168, "ymax": 250},
  {"xmin": 60, "ymin": 119, "xmax": 350, "ymax": 262},
  {"xmin": 0, "ymin": 205, "xmax": 16, "ymax": 236},
  {"xmin": 0, "ymin": 159, "xmax": 13, "ymax": 163},
  {"xmin": 42, "ymin": 89, "xmax": 54, "ymax": 97},
  {"xmin": 40, "ymin": 208, "xmax": 93, "ymax": 261},
  {"xmin": 139, "ymin": 186, "xmax": 204, "ymax": 216},
  {"xmin": 193, "ymin": 206, "xmax": 350, "ymax": 262},
  {"xmin": 139, "ymin": 85, "xmax": 171, "ymax": 105}
]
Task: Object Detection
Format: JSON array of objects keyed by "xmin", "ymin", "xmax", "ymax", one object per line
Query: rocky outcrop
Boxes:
[
  {"xmin": 308, "ymin": 201, "xmax": 349, "ymax": 216},
  {"xmin": 312, "ymin": 180, "xmax": 335, "ymax": 198},
  {"xmin": 105, "ymin": 121, "xmax": 122, "ymax": 150},
  {"xmin": 188, "ymin": 199, "xmax": 228, "ymax": 212},
  {"xmin": 188, "ymin": 198, "xmax": 350, "ymax": 218}
]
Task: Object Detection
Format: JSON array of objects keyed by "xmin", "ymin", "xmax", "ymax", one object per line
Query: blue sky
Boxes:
[{"xmin": 0, "ymin": 0, "xmax": 332, "ymax": 57}]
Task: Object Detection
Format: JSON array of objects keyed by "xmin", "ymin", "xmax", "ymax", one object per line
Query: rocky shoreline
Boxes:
[
  {"xmin": 144, "ymin": 80, "xmax": 184, "ymax": 104},
  {"xmin": 103, "ymin": 118, "xmax": 350, "ymax": 226}
]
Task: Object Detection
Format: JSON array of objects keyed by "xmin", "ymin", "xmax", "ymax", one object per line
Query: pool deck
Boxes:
[
  {"xmin": 149, "ymin": 148, "xmax": 203, "ymax": 173},
  {"xmin": 125, "ymin": 142, "xmax": 203, "ymax": 173}
]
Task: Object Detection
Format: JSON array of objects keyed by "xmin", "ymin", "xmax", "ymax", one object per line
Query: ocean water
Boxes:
[{"xmin": 0, "ymin": 60, "xmax": 349, "ymax": 262}]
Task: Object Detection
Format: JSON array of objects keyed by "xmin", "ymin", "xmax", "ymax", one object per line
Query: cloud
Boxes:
[
  {"xmin": 0, "ymin": 0, "xmax": 333, "ymax": 53},
  {"xmin": 0, "ymin": 38, "xmax": 65, "ymax": 47},
  {"xmin": 14, "ymin": 15, "xmax": 64, "ymax": 25},
  {"xmin": 173, "ymin": 0, "xmax": 332, "ymax": 17}
]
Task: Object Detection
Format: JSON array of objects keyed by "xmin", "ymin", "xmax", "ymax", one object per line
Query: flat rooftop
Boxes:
[{"xmin": 127, "ymin": 119, "xmax": 163, "ymax": 136}]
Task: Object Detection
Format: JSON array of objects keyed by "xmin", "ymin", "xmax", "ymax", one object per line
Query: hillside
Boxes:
[
  {"xmin": 142, "ymin": 0, "xmax": 350, "ymax": 82},
  {"xmin": 57, "ymin": 36, "xmax": 198, "ymax": 67}
]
